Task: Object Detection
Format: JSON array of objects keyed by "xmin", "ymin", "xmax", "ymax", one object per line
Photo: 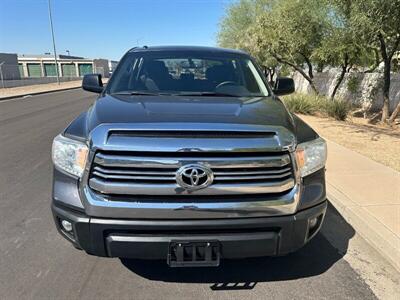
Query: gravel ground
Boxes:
[{"xmin": 299, "ymin": 114, "xmax": 400, "ymax": 172}]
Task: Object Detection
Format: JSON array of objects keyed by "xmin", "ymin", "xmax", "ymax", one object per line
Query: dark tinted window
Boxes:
[{"xmin": 107, "ymin": 52, "xmax": 269, "ymax": 97}]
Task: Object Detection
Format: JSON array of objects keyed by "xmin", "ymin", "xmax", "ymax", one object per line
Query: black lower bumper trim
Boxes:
[{"xmin": 52, "ymin": 200, "xmax": 327, "ymax": 260}]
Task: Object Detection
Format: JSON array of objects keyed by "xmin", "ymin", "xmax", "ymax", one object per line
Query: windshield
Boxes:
[{"xmin": 107, "ymin": 52, "xmax": 269, "ymax": 97}]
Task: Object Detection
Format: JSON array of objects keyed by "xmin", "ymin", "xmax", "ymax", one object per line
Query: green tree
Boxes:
[
  {"xmin": 314, "ymin": 0, "xmax": 369, "ymax": 100},
  {"xmin": 218, "ymin": 0, "xmax": 278, "ymax": 80},
  {"xmin": 218, "ymin": 0, "xmax": 400, "ymax": 120},
  {"xmin": 217, "ymin": 0, "xmax": 253, "ymax": 49},
  {"xmin": 351, "ymin": 0, "xmax": 400, "ymax": 122},
  {"xmin": 250, "ymin": 0, "xmax": 330, "ymax": 93},
  {"xmin": 218, "ymin": 0, "xmax": 273, "ymax": 50}
]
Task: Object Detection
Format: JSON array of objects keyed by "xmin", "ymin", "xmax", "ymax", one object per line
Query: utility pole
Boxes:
[
  {"xmin": 48, "ymin": 0, "xmax": 60, "ymax": 84},
  {"xmin": 0, "ymin": 62, "xmax": 5, "ymax": 89}
]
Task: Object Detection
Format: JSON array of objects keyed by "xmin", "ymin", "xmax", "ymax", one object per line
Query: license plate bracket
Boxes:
[{"xmin": 167, "ymin": 240, "xmax": 220, "ymax": 267}]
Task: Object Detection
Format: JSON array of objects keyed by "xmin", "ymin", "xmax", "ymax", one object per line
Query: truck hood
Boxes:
[{"xmin": 86, "ymin": 94, "xmax": 295, "ymax": 133}]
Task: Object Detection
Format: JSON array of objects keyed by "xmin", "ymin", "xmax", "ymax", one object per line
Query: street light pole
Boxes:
[
  {"xmin": 48, "ymin": 0, "xmax": 60, "ymax": 84},
  {"xmin": 0, "ymin": 62, "xmax": 5, "ymax": 89}
]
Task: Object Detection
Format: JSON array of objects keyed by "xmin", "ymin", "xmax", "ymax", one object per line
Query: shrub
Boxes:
[
  {"xmin": 282, "ymin": 94, "xmax": 323, "ymax": 115},
  {"xmin": 323, "ymin": 99, "xmax": 351, "ymax": 121},
  {"xmin": 282, "ymin": 93, "xmax": 351, "ymax": 121}
]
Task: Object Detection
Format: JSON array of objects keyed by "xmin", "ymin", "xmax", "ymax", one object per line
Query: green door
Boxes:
[
  {"xmin": 78, "ymin": 64, "xmax": 93, "ymax": 76},
  {"xmin": 62, "ymin": 64, "xmax": 76, "ymax": 77},
  {"xmin": 44, "ymin": 64, "xmax": 57, "ymax": 77},
  {"xmin": 27, "ymin": 64, "xmax": 41, "ymax": 77},
  {"xmin": 18, "ymin": 64, "xmax": 24, "ymax": 77}
]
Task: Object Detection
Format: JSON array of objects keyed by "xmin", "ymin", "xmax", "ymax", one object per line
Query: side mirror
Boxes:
[
  {"xmin": 273, "ymin": 77, "xmax": 295, "ymax": 96},
  {"xmin": 82, "ymin": 74, "xmax": 103, "ymax": 93}
]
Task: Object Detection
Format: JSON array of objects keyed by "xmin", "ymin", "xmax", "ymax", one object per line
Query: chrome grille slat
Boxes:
[
  {"xmin": 89, "ymin": 177, "xmax": 295, "ymax": 195},
  {"xmin": 94, "ymin": 153, "xmax": 290, "ymax": 169},
  {"xmin": 89, "ymin": 151, "xmax": 295, "ymax": 196},
  {"xmin": 215, "ymin": 172, "xmax": 292, "ymax": 181},
  {"xmin": 92, "ymin": 171, "xmax": 176, "ymax": 181},
  {"xmin": 213, "ymin": 167, "xmax": 291, "ymax": 176},
  {"xmin": 93, "ymin": 166, "xmax": 175, "ymax": 176}
]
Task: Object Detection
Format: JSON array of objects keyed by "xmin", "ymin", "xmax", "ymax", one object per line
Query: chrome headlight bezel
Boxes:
[
  {"xmin": 296, "ymin": 137, "xmax": 327, "ymax": 177},
  {"xmin": 52, "ymin": 134, "xmax": 89, "ymax": 178}
]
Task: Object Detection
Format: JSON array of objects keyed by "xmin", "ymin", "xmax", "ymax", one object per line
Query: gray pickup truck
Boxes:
[{"xmin": 51, "ymin": 46, "xmax": 327, "ymax": 267}]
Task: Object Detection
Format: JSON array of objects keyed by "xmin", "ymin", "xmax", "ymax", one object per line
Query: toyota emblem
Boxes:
[{"xmin": 176, "ymin": 164, "xmax": 213, "ymax": 190}]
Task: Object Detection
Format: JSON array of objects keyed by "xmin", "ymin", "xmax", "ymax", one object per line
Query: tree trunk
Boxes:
[
  {"xmin": 388, "ymin": 99, "xmax": 400, "ymax": 123},
  {"xmin": 331, "ymin": 55, "xmax": 349, "ymax": 100},
  {"xmin": 305, "ymin": 58, "xmax": 314, "ymax": 80},
  {"xmin": 331, "ymin": 66, "xmax": 346, "ymax": 100},
  {"xmin": 308, "ymin": 81, "xmax": 318, "ymax": 94},
  {"xmin": 270, "ymin": 67, "xmax": 276, "ymax": 82},
  {"xmin": 299, "ymin": 52, "xmax": 314, "ymax": 79},
  {"xmin": 317, "ymin": 62, "xmax": 324, "ymax": 73},
  {"xmin": 273, "ymin": 55, "xmax": 319, "ymax": 94},
  {"xmin": 378, "ymin": 33, "xmax": 391, "ymax": 122},
  {"xmin": 384, "ymin": 36, "xmax": 400, "ymax": 123},
  {"xmin": 381, "ymin": 59, "xmax": 391, "ymax": 121}
]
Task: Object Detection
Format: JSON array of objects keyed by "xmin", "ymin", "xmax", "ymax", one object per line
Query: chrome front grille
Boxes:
[
  {"xmin": 212, "ymin": 167, "xmax": 292, "ymax": 183},
  {"xmin": 88, "ymin": 151, "xmax": 295, "ymax": 197},
  {"xmin": 92, "ymin": 166, "xmax": 176, "ymax": 182}
]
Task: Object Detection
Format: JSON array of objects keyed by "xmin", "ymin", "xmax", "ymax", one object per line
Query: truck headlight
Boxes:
[
  {"xmin": 296, "ymin": 137, "xmax": 327, "ymax": 177},
  {"xmin": 52, "ymin": 134, "xmax": 88, "ymax": 178}
]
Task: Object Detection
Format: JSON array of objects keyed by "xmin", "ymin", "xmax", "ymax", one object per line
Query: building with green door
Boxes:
[
  {"xmin": 17, "ymin": 54, "xmax": 112, "ymax": 78},
  {"xmin": 78, "ymin": 64, "xmax": 93, "ymax": 76},
  {"xmin": 27, "ymin": 63, "xmax": 42, "ymax": 77},
  {"xmin": 61, "ymin": 64, "xmax": 76, "ymax": 77},
  {"xmin": 44, "ymin": 64, "xmax": 57, "ymax": 77}
]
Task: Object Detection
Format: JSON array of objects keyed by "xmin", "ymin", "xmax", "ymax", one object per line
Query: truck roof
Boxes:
[{"xmin": 128, "ymin": 45, "xmax": 249, "ymax": 56}]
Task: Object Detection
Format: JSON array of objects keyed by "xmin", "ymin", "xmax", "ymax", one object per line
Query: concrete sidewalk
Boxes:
[
  {"xmin": 0, "ymin": 81, "xmax": 82, "ymax": 100},
  {"xmin": 326, "ymin": 140, "xmax": 400, "ymax": 271},
  {"xmin": 0, "ymin": 78, "xmax": 108, "ymax": 100}
]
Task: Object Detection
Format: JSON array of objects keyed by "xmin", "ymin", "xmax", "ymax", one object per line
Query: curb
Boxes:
[
  {"xmin": 0, "ymin": 86, "xmax": 81, "ymax": 101},
  {"xmin": 327, "ymin": 183, "xmax": 400, "ymax": 272}
]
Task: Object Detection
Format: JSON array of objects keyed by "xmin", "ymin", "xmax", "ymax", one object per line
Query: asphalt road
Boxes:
[{"xmin": 0, "ymin": 89, "xmax": 398, "ymax": 300}]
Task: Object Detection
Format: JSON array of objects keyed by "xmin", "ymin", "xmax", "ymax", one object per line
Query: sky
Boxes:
[{"xmin": 0, "ymin": 0, "xmax": 233, "ymax": 60}]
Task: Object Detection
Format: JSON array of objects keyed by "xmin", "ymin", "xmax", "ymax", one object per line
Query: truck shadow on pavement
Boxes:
[{"xmin": 120, "ymin": 203, "xmax": 354, "ymax": 290}]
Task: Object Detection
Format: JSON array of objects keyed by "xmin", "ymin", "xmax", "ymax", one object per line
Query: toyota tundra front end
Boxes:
[{"xmin": 51, "ymin": 46, "xmax": 327, "ymax": 267}]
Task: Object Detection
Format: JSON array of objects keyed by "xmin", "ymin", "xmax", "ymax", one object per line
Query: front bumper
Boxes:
[
  {"xmin": 52, "ymin": 200, "xmax": 327, "ymax": 259},
  {"xmin": 53, "ymin": 166, "xmax": 326, "ymax": 219}
]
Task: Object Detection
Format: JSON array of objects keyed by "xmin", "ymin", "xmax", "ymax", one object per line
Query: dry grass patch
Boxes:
[{"xmin": 298, "ymin": 114, "xmax": 400, "ymax": 171}]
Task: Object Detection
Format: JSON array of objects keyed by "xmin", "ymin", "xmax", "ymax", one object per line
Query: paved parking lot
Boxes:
[{"xmin": 0, "ymin": 89, "xmax": 398, "ymax": 299}]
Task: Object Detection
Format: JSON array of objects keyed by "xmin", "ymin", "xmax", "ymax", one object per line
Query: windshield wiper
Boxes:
[{"xmin": 175, "ymin": 92, "xmax": 237, "ymax": 97}]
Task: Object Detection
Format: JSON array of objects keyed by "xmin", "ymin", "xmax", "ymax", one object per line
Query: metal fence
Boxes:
[{"xmin": 0, "ymin": 64, "xmax": 105, "ymax": 89}]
